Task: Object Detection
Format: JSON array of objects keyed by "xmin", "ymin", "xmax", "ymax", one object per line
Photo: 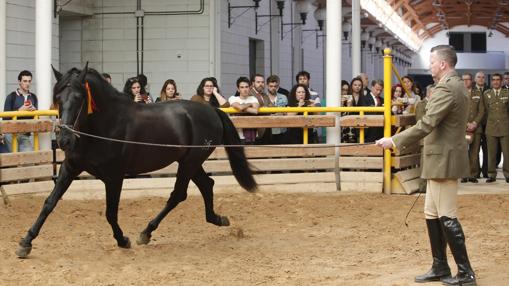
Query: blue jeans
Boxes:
[{"xmin": 4, "ymin": 133, "xmax": 34, "ymax": 152}]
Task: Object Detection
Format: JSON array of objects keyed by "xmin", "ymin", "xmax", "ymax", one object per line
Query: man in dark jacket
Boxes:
[{"xmin": 3, "ymin": 70, "xmax": 38, "ymax": 152}]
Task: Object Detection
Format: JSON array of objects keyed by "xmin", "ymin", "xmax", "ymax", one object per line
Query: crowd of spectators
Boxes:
[{"xmin": 1, "ymin": 69, "xmax": 508, "ymax": 184}]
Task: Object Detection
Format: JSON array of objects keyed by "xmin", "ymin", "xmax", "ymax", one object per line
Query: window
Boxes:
[
  {"xmin": 249, "ymin": 39, "xmax": 264, "ymax": 78},
  {"xmin": 449, "ymin": 32, "xmax": 486, "ymax": 53},
  {"xmin": 471, "ymin": 33, "xmax": 486, "ymax": 52},
  {"xmin": 449, "ymin": 33, "xmax": 464, "ymax": 52}
]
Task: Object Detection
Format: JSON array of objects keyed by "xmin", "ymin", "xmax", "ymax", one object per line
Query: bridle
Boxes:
[{"xmin": 58, "ymin": 81, "xmax": 89, "ymax": 136}]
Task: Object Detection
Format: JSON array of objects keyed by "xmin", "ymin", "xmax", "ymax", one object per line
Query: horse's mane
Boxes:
[{"xmin": 53, "ymin": 67, "xmax": 129, "ymax": 105}]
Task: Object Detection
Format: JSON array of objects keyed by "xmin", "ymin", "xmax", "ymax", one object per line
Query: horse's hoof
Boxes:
[
  {"xmin": 118, "ymin": 236, "xmax": 131, "ymax": 248},
  {"xmin": 15, "ymin": 245, "xmax": 32, "ymax": 258},
  {"xmin": 136, "ymin": 232, "xmax": 151, "ymax": 245},
  {"xmin": 219, "ymin": 216, "xmax": 230, "ymax": 226}
]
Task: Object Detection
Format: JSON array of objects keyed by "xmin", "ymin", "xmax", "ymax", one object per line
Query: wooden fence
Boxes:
[{"xmin": 0, "ymin": 114, "xmax": 422, "ymax": 202}]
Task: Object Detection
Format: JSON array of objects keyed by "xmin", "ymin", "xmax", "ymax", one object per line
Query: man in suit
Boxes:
[
  {"xmin": 462, "ymin": 73, "xmax": 483, "ymax": 183},
  {"xmin": 376, "ymin": 45, "xmax": 476, "ymax": 285},
  {"xmin": 359, "ymin": 79, "xmax": 383, "ymax": 142},
  {"xmin": 478, "ymin": 73, "xmax": 509, "ymax": 183},
  {"xmin": 358, "ymin": 73, "xmax": 371, "ymax": 97}
]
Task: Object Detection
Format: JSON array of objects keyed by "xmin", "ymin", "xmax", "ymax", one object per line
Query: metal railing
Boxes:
[
  {"xmin": 0, "ymin": 110, "xmax": 58, "ymax": 152},
  {"xmin": 0, "ymin": 50, "xmax": 400, "ymax": 193}
]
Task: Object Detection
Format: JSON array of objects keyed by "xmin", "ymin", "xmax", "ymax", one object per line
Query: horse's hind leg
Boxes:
[
  {"xmin": 192, "ymin": 167, "xmax": 230, "ymax": 226},
  {"xmin": 16, "ymin": 162, "xmax": 81, "ymax": 258},
  {"xmin": 104, "ymin": 177, "xmax": 130, "ymax": 248},
  {"xmin": 137, "ymin": 167, "xmax": 191, "ymax": 245}
]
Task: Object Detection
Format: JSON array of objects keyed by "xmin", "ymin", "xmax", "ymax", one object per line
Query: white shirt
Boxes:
[{"xmin": 228, "ymin": 95, "xmax": 259, "ymax": 139}]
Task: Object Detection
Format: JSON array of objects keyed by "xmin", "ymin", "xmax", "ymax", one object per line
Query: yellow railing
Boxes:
[
  {"xmin": 221, "ymin": 106, "xmax": 385, "ymax": 145},
  {"xmin": 1, "ymin": 50, "xmax": 399, "ymax": 193},
  {"xmin": 0, "ymin": 110, "xmax": 58, "ymax": 152}
]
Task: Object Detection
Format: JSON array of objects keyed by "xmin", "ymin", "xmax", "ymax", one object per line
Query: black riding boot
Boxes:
[
  {"xmin": 440, "ymin": 217, "xmax": 476, "ymax": 286},
  {"xmin": 415, "ymin": 219, "xmax": 451, "ymax": 283}
]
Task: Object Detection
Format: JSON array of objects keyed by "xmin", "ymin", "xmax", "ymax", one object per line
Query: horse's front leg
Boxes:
[
  {"xmin": 16, "ymin": 161, "xmax": 82, "ymax": 258},
  {"xmin": 103, "ymin": 177, "xmax": 130, "ymax": 248}
]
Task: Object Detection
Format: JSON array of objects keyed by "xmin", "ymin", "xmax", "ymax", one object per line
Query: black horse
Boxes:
[{"xmin": 15, "ymin": 65, "xmax": 257, "ymax": 258}]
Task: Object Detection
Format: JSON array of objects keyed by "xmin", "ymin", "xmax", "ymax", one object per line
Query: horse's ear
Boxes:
[
  {"xmin": 78, "ymin": 62, "xmax": 89, "ymax": 83},
  {"xmin": 51, "ymin": 65, "xmax": 62, "ymax": 81}
]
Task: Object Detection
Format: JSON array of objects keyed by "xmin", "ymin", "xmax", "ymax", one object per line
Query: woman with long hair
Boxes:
[
  {"xmin": 123, "ymin": 77, "xmax": 152, "ymax": 104},
  {"xmin": 391, "ymin": 84, "xmax": 405, "ymax": 115},
  {"xmin": 156, "ymin": 79, "xmax": 181, "ymax": 102},
  {"xmin": 347, "ymin": 77, "xmax": 363, "ymax": 107},
  {"xmin": 287, "ymin": 84, "xmax": 316, "ymax": 144},
  {"xmin": 190, "ymin": 77, "xmax": 229, "ymax": 108},
  {"xmin": 401, "ymin": 75, "xmax": 420, "ymax": 114},
  {"xmin": 341, "ymin": 77, "xmax": 364, "ymax": 143}
]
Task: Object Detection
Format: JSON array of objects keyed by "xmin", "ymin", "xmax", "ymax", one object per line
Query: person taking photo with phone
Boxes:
[{"xmin": 3, "ymin": 70, "xmax": 39, "ymax": 152}]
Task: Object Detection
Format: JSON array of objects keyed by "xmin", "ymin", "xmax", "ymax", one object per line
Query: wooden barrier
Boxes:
[
  {"xmin": 2, "ymin": 114, "xmax": 423, "ymax": 199},
  {"xmin": 390, "ymin": 115, "xmax": 423, "ymax": 194},
  {"xmin": 0, "ymin": 119, "xmax": 54, "ymax": 133}
]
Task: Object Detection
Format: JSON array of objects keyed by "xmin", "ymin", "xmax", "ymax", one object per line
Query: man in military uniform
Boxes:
[
  {"xmin": 376, "ymin": 45, "xmax": 476, "ymax": 285},
  {"xmin": 462, "ymin": 73, "xmax": 483, "ymax": 183},
  {"xmin": 478, "ymin": 73, "xmax": 509, "ymax": 183},
  {"xmin": 474, "ymin": 71, "xmax": 489, "ymax": 178},
  {"xmin": 502, "ymin": 71, "xmax": 509, "ymax": 89}
]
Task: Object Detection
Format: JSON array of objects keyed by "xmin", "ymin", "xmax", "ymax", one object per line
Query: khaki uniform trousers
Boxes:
[
  {"xmin": 486, "ymin": 135, "xmax": 509, "ymax": 179},
  {"xmin": 468, "ymin": 133, "xmax": 482, "ymax": 178},
  {"xmin": 424, "ymin": 179, "xmax": 458, "ymax": 219}
]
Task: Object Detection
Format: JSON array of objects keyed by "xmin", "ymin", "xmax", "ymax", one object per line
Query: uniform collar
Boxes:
[{"xmin": 438, "ymin": 70, "xmax": 458, "ymax": 84}]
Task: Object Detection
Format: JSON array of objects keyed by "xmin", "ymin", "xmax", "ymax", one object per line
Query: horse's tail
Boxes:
[{"xmin": 214, "ymin": 108, "xmax": 258, "ymax": 192}]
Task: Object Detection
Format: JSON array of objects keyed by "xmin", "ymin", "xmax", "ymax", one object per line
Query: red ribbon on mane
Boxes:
[{"xmin": 85, "ymin": 81, "xmax": 99, "ymax": 114}]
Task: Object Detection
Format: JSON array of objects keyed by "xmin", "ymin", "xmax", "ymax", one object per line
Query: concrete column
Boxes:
[
  {"xmin": 209, "ymin": 0, "xmax": 221, "ymax": 80},
  {"xmin": 36, "ymin": 0, "xmax": 52, "ymax": 150},
  {"xmin": 326, "ymin": 0, "xmax": 341, "ymax": 145},
  {"xmin": 270, "ymin": 0, "xmax": 280, "ymax": 76},
  {"xmin": 351, "ymin": 0, "xmax": 361, "ymax": 77},
  {"xmin": 36, "ymin": 0, "xmax": 52, "ymax": 110},
  {"xmin": 0, "ymin": 0, "xmax": 6, "ymax": 107},
  {"xmin": 292, "ymin": 2, "xmax": 303, "ymax": 75}
]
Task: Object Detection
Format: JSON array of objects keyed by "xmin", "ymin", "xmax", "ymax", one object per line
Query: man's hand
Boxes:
[
  {"xmin": 18, "ymin": 104, "xmax": 35, "ymax": 111},
  {"xmin": 466, "ymin": 122, "xmax": 478, "ymax": 132},
  {"xmin": 375, "ymin": 137, "xmax": 395, "ymax": 149}
]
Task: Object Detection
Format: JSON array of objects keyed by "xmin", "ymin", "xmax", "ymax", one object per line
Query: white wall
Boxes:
[
  {"xmin": 59, "ymin": 0, "xmax": 212, "ymax": 99},
  {"xmin": 219, "ymin": 0, "xmax": 324, "ymax": 99},
  {"xmin": 3, "ymin": 0, "xmax": 59, "ymax": 106},
  {"xmin": 341, "ymin": 41, "xmax": 387, "ymax": 88},
  {"xmin": 59, "ymin": 17, "xmax": 82, "ymax": 73},
  {"xmin": 411, "ymin": 25, "xmax": 509, "ymax": 74}
]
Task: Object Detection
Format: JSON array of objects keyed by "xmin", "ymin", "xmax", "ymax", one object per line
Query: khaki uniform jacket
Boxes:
[
  {"xmin": 392, "ymin": 71, "xmax": 469, "ymax": 179},
  {"xmin": 467, "ymin": 88, "xmax": 484, "ymax": 134},
  {"xmin": 478, "ymin": 88, "xmax": 509, "ymax": 137}
]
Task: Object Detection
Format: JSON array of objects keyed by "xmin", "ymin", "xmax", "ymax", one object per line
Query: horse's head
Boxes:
[{"xmin": 52, "ymin": 63, "xmax": 89, "ymax": 151}]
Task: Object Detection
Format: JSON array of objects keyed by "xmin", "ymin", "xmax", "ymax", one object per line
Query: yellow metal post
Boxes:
[
  {"xmin": 359, "ymin": 111, "xmax": 365, "ymax": 144},
  {"xmin": 383, "ymin": 48, "xmax": 393, "ymax": 194},
  {"xmin": 12, "ymin": 116, "xmax": 18, "ymax": 153},
  {"xmin": 303, "ymin": 111, "xmax": 309, "ymax": 144},
  {"xmin": 34, "ymin": 115, "xmax": 39, "ymax": 151}
]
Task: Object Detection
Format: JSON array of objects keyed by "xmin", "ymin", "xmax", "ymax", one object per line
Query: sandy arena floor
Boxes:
[{"xmin": 1, "ymin": 191, "xmax": 508, "ymax": 285}]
